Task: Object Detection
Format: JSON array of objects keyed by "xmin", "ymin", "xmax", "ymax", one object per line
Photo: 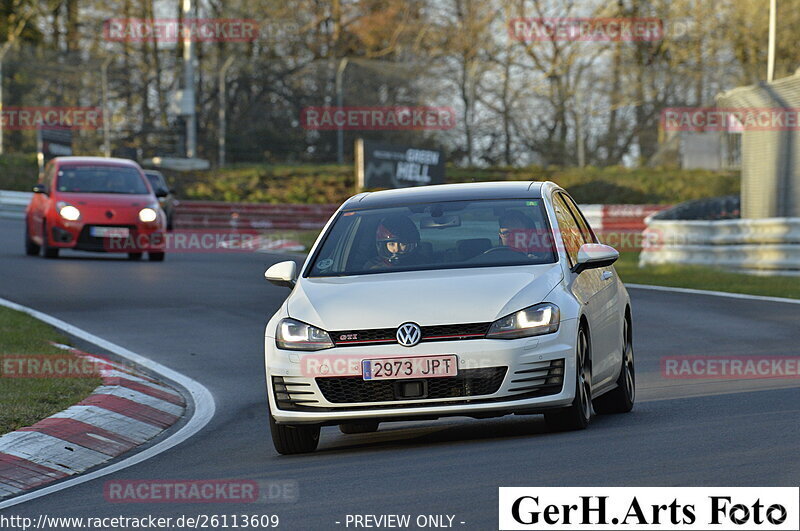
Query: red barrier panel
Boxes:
[
  {"xmin": 601, "ymin": 204, "xmax": 667, "ymax": 230},
  {"xmin": 174, "ymin": 201, "xmax": 670, "ymax": 232},
  {"xmin": 174, "ymin": 201, "xmax": 338, "ymax": 230}
]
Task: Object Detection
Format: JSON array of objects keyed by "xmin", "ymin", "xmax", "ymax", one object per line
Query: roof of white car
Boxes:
[
  {"xmin": 342, "ymin": 181, "xmax": 550, "ymax": 210},
  {"xmin": 53, "ymin": 156, "xmax": 140, "ymax": 167}
]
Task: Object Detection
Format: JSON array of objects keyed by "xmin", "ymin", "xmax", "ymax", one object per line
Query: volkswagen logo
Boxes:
[{"xmin": 396, "ymin": 322, "xmax": 422, "ymax": 347}]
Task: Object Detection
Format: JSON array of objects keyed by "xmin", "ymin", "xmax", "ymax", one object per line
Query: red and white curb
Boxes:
[
  {"xmin": 0, "ymin": 297, "xmax": 215, "ymax": 511},
  {"xmin": 0, "ymin": 345, "xmax": 186, "ymax": 500},
  {"xmin": 580, "ymin": 204, "xmax": 668, "ymax": 232}
]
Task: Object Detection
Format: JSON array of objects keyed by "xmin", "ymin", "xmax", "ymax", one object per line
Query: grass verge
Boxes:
[
  {"xmin": 0, "ymin": 154, "xmax": 738, "ymax": 205},
  {"xmin": 614, "ymin": 252, "xmax": 800, "ymax": 300},
  {"xmin": 0, "ymin": 307, "xmax": 102, "ymax": 435}
]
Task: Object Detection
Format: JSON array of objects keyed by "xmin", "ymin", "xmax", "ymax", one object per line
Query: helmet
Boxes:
[{"xmin": 375, "ymin": 215, "xmax": 420, "ymax": 262}]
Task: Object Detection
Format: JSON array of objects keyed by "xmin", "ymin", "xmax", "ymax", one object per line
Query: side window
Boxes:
[
  {"xmin": 552, "ymin": 194, "xmax": 583, "ymax": 266},
  {"xmin": 153, "ymin": 175, "xmax": 168, "ymax": 194},
  {"xmin": 308, "ymin": 212, "xmax": 360, "ymax": 275},
  {"xmin": 560, "ymin": 193, "xmax": 596, "ymax": 245}
]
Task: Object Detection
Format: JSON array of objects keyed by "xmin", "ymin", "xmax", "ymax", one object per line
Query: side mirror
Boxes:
[
  {"xmin": 265, "ymin": 261, "xmax": 297, "ymax": 289},
  {"xmin": 154, "ymin": 188, "xmax": 168, "ymax": 198},
  {"xmin": 32, "ymin": 183, "xmax": 48, "ymax": 195},
  {"xmin": 572, "ymin": 243, "xmax": 619, "ymax": 275}
]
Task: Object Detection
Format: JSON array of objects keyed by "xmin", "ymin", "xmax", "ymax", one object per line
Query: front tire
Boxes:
[
  {"xmin": 270, "ymin": 415, "xmax": 320, "ymax": 455},
  {"xmin": 128, "ymin": 252, "xmax": 143, "ymax": 261},
  {"xmin": 593, "ymin": 317, "xmax": 635, "ymax": 414},
  {"xmin": 545, "ymin": 326, "xmax": 591, "ymax": 431},
  {"xmin": 41, "ymin": 222, "xmax": 59, "ymax": 259},
  {"xmin": 25, "ymin": 222, "xmax": 40, "ymax": 256}
]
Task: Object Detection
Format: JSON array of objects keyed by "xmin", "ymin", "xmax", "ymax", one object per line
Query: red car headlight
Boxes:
[
  {"xmin": 56, "ymin": 201, "xmax": 81, "ymax": 221},
  {"xmin": 138, "ymin": 207, "xmax": 158, "ymax": 223}
]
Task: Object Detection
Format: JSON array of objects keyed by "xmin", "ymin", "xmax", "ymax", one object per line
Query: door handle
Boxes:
[{"xmin": 601, "ymin": 270, "xmax": 612, "ymax": 281}]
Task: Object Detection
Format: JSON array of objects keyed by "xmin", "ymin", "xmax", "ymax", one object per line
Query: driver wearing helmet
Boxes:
[
  {"xmin": 497, "ymin": 211, "xmax": 536, "ymax": 253},
  {"xmin": 366, "ymin": 214, "xmax": 422, "ymax": 269}
]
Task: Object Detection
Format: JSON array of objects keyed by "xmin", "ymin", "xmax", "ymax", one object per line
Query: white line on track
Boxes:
[
  {"xmin": 0, "ymin": 296, "xmax": 216, "ymax": 510},
  {"xmin": 627, "ymin": 283, "xmax": 800, "ymax": 402},
  {"xmin": 626, "ymin": 283, "xmax": 800, "ymax": 305}
]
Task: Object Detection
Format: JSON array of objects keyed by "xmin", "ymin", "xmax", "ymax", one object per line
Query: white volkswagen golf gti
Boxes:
[{"xmin": 264, "ymin": 182, "xmax": 634, "ymax": 454}]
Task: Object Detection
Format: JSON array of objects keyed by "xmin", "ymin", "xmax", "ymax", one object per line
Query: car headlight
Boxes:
[
  {"xmin": 138, "ymin": 207, "xmax": 158, "ymax": 223},
  {"xmin": 486, "ymin": 303, "xmax": 560, "ymax": 339},
  {"xmin": 276, "ymin": 318, "xmax": 334, "ymax": 351},
  {"xmin": 56, "ymin": 202, "xmax": 81, "ymax": 221}
]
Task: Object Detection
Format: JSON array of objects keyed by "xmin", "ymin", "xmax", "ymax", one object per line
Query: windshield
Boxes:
[
  {"xmin": 307, "ymin": 199, "xmax": 557, "ymax": 277},
  {"xmin": 56, "ymin": 166, "xmax": 150, "ymax": 195}
]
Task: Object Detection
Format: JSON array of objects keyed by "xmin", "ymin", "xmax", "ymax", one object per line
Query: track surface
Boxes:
[{"xmin": 0, "ymin": 218, "xmax": 798, "ymax": 530}]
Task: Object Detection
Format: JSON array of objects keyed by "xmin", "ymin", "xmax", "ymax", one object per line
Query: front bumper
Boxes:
[
  {"xmin": 48, "ymin": 217, "xmax": 165, "ymax": 253},
  {"xmin": 266, "ymin": 318, "xmax": 579, "ymax": 424}
]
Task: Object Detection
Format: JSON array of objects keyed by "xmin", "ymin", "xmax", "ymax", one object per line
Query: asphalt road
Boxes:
[{"xmin": 0, "ymin": 218, "xmax": 798, "ymax": 530}]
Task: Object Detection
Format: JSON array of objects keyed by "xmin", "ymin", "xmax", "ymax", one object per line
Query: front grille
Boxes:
[
  {"xmin": 316, "ymin": 367, "xmax": 507, "ymax": 404},
  {"xmin": 422, "ymin": 323, "xmax": 492, "ymax": 341},
  {"xmin": 331, "ymin": 322, "xmax": 491, "ymax": 346}
]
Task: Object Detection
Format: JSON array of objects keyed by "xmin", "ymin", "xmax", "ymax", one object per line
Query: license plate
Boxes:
[
  {"xmin": 90, "ymin": 227, "xmax": 130, "ymax": 238},
  {"xmin": 362, "ymin": 355, "xmax": 457, "ymax": 381}
]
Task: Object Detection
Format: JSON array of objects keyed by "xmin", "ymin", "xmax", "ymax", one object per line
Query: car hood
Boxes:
[
  {"xmin": 288, "ymin": 263, "xmax": 564, "ymax": 331},
  {"xmin": 57, "ymin": 192, "xmax": 155, "ymax": 209}
]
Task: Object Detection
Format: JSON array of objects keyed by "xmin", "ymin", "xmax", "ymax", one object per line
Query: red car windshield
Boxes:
[{"xmin": 56, "ymin": 166, "xmax": 149, "ymax": 195}]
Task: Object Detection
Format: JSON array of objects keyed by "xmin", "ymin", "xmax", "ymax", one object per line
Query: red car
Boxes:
[{"xmin": 25, "ymin": 157, "xmax": 167, "ymax": 261}]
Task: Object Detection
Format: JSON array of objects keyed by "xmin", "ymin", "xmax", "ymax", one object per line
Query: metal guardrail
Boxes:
[
  {"xmin": 0, "ymin": 191, "xmax": 32, "ymax": 220},
  {"xmin": 640, "ymin": 217, "xmax": 800, "ymax": 272}
]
